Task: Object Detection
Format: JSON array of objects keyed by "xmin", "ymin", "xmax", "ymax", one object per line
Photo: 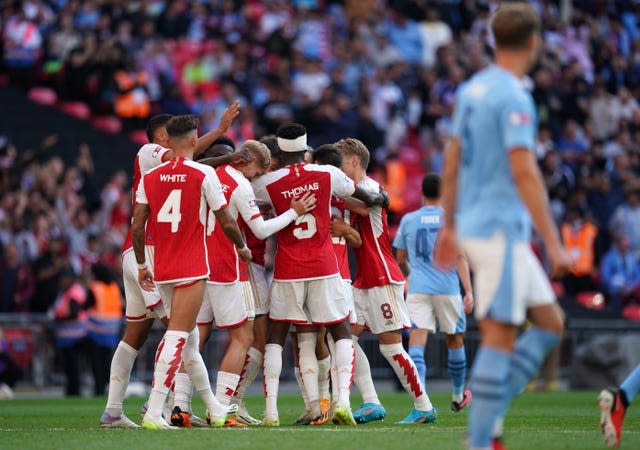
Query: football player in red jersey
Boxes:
[
  {"xmin": 133, "ymin": 115, "xmax": 250, "ymax": 429},
  {"xmin": 193, "ymin": 139, "xmax": 315, "ymax": 427},
  {"xmin": 252, "ymin": 124, "xmax": 387, "ymax": 426},
  {"xmin": 101, "ymin": 103, "xmax": 243, "ymax": 428},
  {"xmin": 336, "ymin": 138, "xmax": 436, "ymax": 425}
]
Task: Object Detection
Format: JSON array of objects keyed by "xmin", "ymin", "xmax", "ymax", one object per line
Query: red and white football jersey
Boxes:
[
  {"xmin": 252, "ymin": 163, "xmax": 356, "ymax": 281},
  {"xmin": 352, "ymin": 177, "xmax": 404, "ymax": 289},
  {"xmin": 122, "ymin": 143, "xmax": 171, "ymax": 254},
  {"xmin": 136, "ymin": 157, "xmax": 227, "ymax": 283},
  {"xmin": 331, "ymin": 197, "xmax": 353, "ymax": 281},
  {"xmin": 207, "ymin": 164, "xmax": 297, "ymax": 284},
  {"xmin": 244, "ymin": 225, "xmax": 266, "ymax": 267}
]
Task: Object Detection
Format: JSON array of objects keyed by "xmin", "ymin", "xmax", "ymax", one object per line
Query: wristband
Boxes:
[{"xmin": 137, "ymin": 262, "xmax": 147, "ymax": 270}]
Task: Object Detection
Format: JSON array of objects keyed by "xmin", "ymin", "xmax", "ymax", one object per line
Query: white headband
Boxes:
[{"xmin": 277, "ymin": 134, "xmax": 307, "ymax": 153}]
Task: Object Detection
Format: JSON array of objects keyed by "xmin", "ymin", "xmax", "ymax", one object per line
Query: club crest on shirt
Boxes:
[{"xmin": 509, "ymin": 111, "xmax": 531, "ymax": 125}]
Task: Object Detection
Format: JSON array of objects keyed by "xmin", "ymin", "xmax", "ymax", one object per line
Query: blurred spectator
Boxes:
[
  {"xmin": 0, "ymin": 327, "xmax": 22, "ymax": 399},
  {"xmin": 0, "ymin": 242, "xmax": 34, "ymax": 312},
  {"xmin": 87, "ymin": 264, "xmax": 123, "ymax": 396},
  {"xmin": 609, "ymin": 188, "xmax": 640, "ymax": 257},
  {"xmin": 601, "ymin": 233, "xmax": 640, "ymax": 313},
  {"xmin": 2, "ymin": 5, "xmax": 43, "ymax": 90},
  {"xmin": 419, "ymin": 8, "xmax": 452, "ymax": 68},
  {"xmin": 50, "ymin": 268, "xmax": 88, "ymax": 396},
  {"xmin": 561, "ymin": 207, "xmax": 598, "ymax": 295},
  {"xmin": 32, "ymin": 236, "xmax": 67, "ymax": 313}
]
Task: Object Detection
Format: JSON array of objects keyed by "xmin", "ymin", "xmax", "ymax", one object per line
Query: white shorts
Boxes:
[
  {"xmin": 343, "ymin": 279, "xmax": 357, "ymax": 325},
  {"xmin": 122, "ymin": 248, "xmax": 166, "ymax": 322},
  {"xmin": 249, "ymin": 263, "xmax": 270, "ymax": 316},
  {"xmin": 269, "ymin": 275, "xmax": 350, "ymax": 325},
  {"xmin": 353, "ymin": 283, "xmax": 410, "ymax": 335},
  {"xmin": 196, "ymin": 281, "xmax": 255, "ymax": 328},
  {"xmin": 407, "ymin": 293, "xmax": 466, "ymax": 334},
  {"xmin": 157, "ymin": 278, "xmax": 208, "ymax": 319},
  {"xmin": 461, "ymin": 232, "xmax": 556, "ymax": 326}
]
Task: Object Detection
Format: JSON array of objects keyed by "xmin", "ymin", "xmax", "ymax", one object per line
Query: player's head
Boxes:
[
  {"xmin": 235, "ymin": 139, "xmax": 271, "ymax": 180},
  {"xmin": 312, "ymin": 144, "xmax": 343, "ymax": 168},
  {"xmin": 276, "ymin": 123, "xmax": 308, "ymax": 163},
  {"xmin": 421, "ymin": 173, "xmax": 440, "ymax": 202},
  {"xmin": 166, "ymin": 115, "xmax": 199, "ymax": 154},
  {"xmin": 260, "ymin": 135, "xmax": 284, "ymax": 170},
  {"xmin": 196, "ymin": 136, "xmax": 236, "ymax": 161},
  {"xmin": 491, "ymin": 2, "xmax": 541, "ymax": 69},
  {"xmin": 335, "ymin": 138, "xmax": 369, "ymax": 180},
  {"xmin": 146, "ymin": 114, "xmax": 173, "ymax": 145}
]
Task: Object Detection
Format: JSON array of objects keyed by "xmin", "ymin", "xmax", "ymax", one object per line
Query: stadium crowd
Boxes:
[{"xmin": 2, "ymin": 0, "xmax": 640, "ymax": 368}]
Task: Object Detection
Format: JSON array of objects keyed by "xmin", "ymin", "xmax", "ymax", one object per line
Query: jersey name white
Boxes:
[
  {"xmin": 159, "ymin": 174, "xmax": 187, "ymax": 183},
  {"xmin": 421, "ymin": 215, "xmax": 440, "ymax": 225}
]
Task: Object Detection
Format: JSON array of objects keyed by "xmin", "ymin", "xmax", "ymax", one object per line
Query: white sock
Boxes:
[
  {"xmin": 294, "ymin": 367, "xmax": 310, "ymax": 408},
  {"xmin": 297, "ymin": 332, "xmax": 320, "ymax": 405},
  {"xmin": 327, "ymin": 334, "xmax": 339, "ymax": 402},
  {"xmin": 173, "ymin": 372, "xmax": 192, "ymax": 412},
  {"xmin": 317, "ymin": 356, "xmax": 331, "ymax": 400},
  {"xmin": 264, "ymin": 343, "xmax": 283, "ymax": 416},
  {"xmin": 105, "ymin": 341, "xmax": 138, "ymax": 417},
  {"xmin": 215, "ymin": 371, "xmax": 241, "ymax": 406},
  {"xmin": 233, "ymin": 347, "xmax": 262, "ymax": 404},
  {"xmin": 147, "ymin": 331, "xmax": 189, "ymax": 419},
  {"xmin": 334, "ymin": 338, "xmax": 355, "ymax": 408},
  {"xmin": 379, "ymin": 343, "xmax": 432, "ymax": 411},
  {"xmin": 493, "ymin": 416, "xmax": 504, "ymax": 438},
  {"xmin": 353, "ymin": 336, "xmax": 380, "ymax": 405},
  {"xmin": 182, "ymin": 327, "xmax": 225, "ymax": 417}
]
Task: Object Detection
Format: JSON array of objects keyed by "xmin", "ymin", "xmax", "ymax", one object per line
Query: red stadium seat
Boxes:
[
  {"xmin": 575, "ymin": 291, "xmax": 605, "ymax": 310},
  {"xmin": 129, "ymin": 129, "xmax": 148, "ymax": 146},
  {"xmin": 59, "ymin": 101, "xmax": 91, "ymax": 120},
  {"xmin": 623, "ymin": 304, "xmax": 640, "ymax": 322},
  {"xmin": 27, "ymin": 86, "xmax": 57, "ymax": 105},
  {"xmin": 91, "ymin": 115, "xmax": 122, "ymax": 134}
]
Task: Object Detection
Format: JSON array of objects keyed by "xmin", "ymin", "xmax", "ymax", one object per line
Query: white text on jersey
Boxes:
[
  {"xmin": 281, "ymin": 182, "xmax": 319, "ymax": 199},
  {"xmin": 421, "ymin": 215, "xmax": 440, "ymax": 225},
  {"xmin": 160, "ymin": 174, "xmax": 187, "ymax": 183}
]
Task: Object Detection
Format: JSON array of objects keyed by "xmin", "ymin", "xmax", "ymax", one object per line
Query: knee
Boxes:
[{"xmin": 445, "ymin": 333, "xmax": 465, "ymax": 349}]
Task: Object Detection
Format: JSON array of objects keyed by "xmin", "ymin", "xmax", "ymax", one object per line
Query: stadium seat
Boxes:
[
  {"xmin": 622, "ymin": 304, "xmax": 640, "ymax": 321},
  {"xmin": 59, "ymin": 101, "xmax": 91, "ymax": 120},
  {"xmin": 575, "ymin": 291, "xmax": 605, "ymax": 310},
  {"xmin": 4, "ymin": 327, "xmax": 35, "ymax": 370},
  {"xmin": 129, "ymin": 129, "xmax": 148, "ymax": 146},
  {"xmin": 91, "ymin": 115, "xmax": 122, "ymax": 134},
  {"xmin": 27, "ymin": 86, "xmax": 57, "ymax": 105}
]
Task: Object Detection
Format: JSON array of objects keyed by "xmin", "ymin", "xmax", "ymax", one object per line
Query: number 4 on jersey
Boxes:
[{"xmin": 157, "ymin": 189, "xmax": 182, "ymax": 233}]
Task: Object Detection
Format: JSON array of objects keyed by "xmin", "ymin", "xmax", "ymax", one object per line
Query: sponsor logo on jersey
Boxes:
[
  {"xmin": 221, "ymin": 184, "xmax": 230, "ymax": 193},
  {"xmin": 152, "ymin": 146, "xmax": 162, "ymax": 158},
  {"xmin": 509, "ymin": 111, "xmax": 532, "ymax": 125},
  {"xmin": 159, "ymin": 174, "xmax": 187, "ymax": 182},
  {"xmin": 281, "ymin": 182, "xmax": 320, "ymax": 199}
]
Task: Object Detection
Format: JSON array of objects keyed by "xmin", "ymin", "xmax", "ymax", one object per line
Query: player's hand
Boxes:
[
  {"xmin": 463, "ymin": 291, "xmax": 474, "ymax": 314},
  {"xmin": 238, "ymin": 245, "xmax": 253, "ymax": 263},
  {"xmin": 548, "ymin": 244, "xmax": 570, "ymax": 279},
  {"xmin": 434, "ymin": 226, "xmax": 459, "ymax": 271},
  {"xmin": 229, "ymin": 148, "xmax": 254, "ymax": 164},
  {"xmin": 218, "ymin": 100, "xmax": 241, "ymax": 132},
  {"xmin": 291, "ymin": 192, "xmax": 317, "ymax": 216},
  {"xmin": 138, "ymin": 267, "xmax": 155, "ymax": 292},
  {"xmin": 330, "ymin": 216, "xmax": 348, "ymax": 237}
]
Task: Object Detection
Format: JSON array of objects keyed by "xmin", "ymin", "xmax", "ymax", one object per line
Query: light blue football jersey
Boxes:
[
  {"xmin": 451, "ymin": 65, "xmax": 536, "ymax": 242},
  {"xmin": 393, "ymin": 205, "xmax": 460, "ymax": 295}
]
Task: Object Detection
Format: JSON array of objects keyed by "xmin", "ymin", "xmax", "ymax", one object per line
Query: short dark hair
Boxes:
[
  {"xmin": 259, "ymin": 135, "xmax": 283, "ymax": 160},
  {"xmin": 312, "ymin": 144, "xmax": 343, "ymax": 168},
  {"xmin": 491, "ymin": 3, "xmax": 541, "ymax": 50},
  {"xmin": 422, "ymin": 173, "xmax": 440, "ymax": 200},
  {"xmin": 196, "ymin": 136, "xmax": 236, "ymax": 161},
  {"xmin": 166, "ymin": 115, "xmax": 199, "ymax": 139},
  {"xmin": 146, "ymin": 114, "xmax": 173, "ymax": 142},
  {"xmin": 276, "ymin": 123, "xmax": 307, "ymax": 140},
  {"xmin": 212, "ymin": 136, "xmax": 235, "ymax": 150}
]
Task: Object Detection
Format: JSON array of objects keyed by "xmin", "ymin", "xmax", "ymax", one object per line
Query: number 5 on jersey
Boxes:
[
  {"xmin": 157, "ymin": 189, "xmax": 182, "ymax": 233},
  {"xmin": 293, "ymin": 214, "xmax": 317, "ymax": 240}
]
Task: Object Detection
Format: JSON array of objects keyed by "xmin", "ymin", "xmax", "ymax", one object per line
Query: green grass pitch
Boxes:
[{"xmin": 0, "ymin": 391, "xmax": 637, "ymax": 449}]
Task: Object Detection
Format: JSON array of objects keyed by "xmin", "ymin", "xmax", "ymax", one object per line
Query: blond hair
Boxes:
[
  {"xmin": 491, "ymin": 2, "xmax": 541, "ymax": 50},
  {"xmin": 241, "ymin": 139, "xmax": 271, "ymax": 170},
  {"xmin": 335, "ymin": 138, "xmax": 370, "ymax": 170}
]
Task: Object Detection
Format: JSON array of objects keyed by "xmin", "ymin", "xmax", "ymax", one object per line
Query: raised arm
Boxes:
[{"xmin": 193, "ymin": 101, "xmax": 241, "ymax": 158}]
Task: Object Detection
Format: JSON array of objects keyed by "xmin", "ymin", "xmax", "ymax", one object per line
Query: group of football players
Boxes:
[{"xmin": 98, "ymin": 101, "xmax": 471, "ymax": 430}]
